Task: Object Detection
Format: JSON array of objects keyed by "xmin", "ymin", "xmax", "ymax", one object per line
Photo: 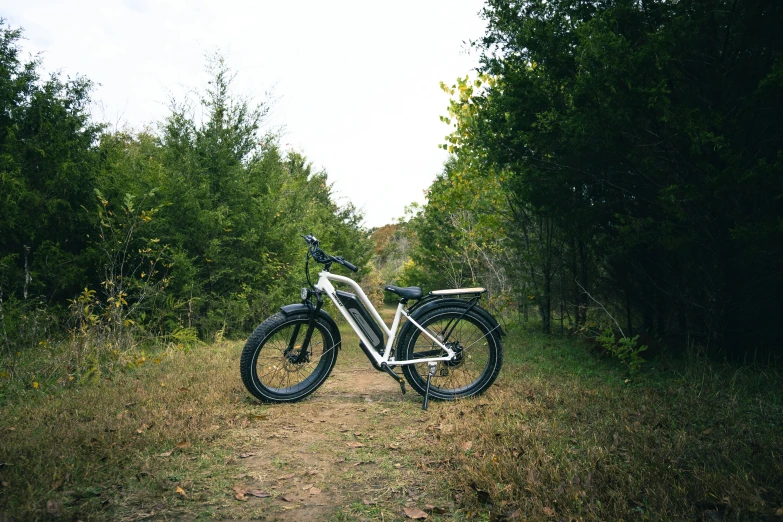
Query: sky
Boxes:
[{"xmin": 2, "ymin": 0, "xmax": 487, "ymax": 228}]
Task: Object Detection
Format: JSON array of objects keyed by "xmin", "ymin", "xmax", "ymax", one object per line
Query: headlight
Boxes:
[{"xmin": 301, "ymin": 288, "xmax": 310, "ymax": 302}]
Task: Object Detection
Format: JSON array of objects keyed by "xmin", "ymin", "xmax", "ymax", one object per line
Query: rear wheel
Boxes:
[
  {"xmin": 240, "ymin": 312, "xmax": 339, "ymax": 403},
  {"xmin": 400, "ymin": 306, "xmax": 502, "ymax": 400}
]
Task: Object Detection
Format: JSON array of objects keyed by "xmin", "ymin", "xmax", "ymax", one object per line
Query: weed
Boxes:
[{"xmin": 1, "ymin": 314, "xmax": 781, "ymax": 521}]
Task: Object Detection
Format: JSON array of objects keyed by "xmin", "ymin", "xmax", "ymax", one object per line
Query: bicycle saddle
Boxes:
[{"xmin": 383, "ymin": 285, "xmax": 423, "ymax": 300}]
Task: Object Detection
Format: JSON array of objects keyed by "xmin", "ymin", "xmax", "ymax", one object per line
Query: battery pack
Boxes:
[{"xmin": 335, "ymin": 290, "xmax": 385, "ymax": 351}]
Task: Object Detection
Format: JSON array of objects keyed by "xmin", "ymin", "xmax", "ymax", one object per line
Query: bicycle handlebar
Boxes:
[
  {"xmin": 301, "ymin": 234, "xmax": 358, "ymax": 273},
  {"xmin": 332, "ymin": 256, "xmax": 358, "ymax": 272}
]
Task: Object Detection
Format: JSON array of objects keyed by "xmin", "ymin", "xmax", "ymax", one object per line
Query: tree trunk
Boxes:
[{"xmin": 542, "ymin": 273, "xmax": 552, "ymax": 334}]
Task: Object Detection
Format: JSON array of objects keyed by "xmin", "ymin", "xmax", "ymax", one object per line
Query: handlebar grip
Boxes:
[{"xmin": 332, "ymin": 256, "xmax": 358, "ymax": 272}]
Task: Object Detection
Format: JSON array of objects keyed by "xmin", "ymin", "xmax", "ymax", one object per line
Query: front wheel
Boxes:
[
  {"xmin": 400, "ymin": 306, "xmax": 503, "ymax": 401},
  {"xmin": 240, "ymin": 312, "xmax": 339, "ymax": 403}
]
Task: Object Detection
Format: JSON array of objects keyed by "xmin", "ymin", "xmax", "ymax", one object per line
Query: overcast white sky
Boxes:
[{"xmin": 2, "ymin": 1, "xmax": 487, "ymax": 228}]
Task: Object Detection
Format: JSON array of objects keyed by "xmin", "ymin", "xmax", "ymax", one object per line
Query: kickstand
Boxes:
[{"xmin": 422, "ymin": 362, "xmax": 437, "ymax": 411}]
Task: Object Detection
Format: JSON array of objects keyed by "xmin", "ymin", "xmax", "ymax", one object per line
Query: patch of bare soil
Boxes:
[{"xmin": 223, "ymin": 363, "xmax": 445, "ymax": 521}]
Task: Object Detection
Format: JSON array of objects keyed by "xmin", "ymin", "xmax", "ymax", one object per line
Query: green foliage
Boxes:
[
  {"xmin": 0, "ymin": 23, "xmax": 372, "ymax": 363},
  {"xmin": 428, "ymin": 0, "xmax": 783, "ymax": 355},
  {"xmin": 0, "ymin": 21, "xmax": 102, "ymax": 307},
  {"xmin": 596, "ymin": 328, "xmax": 647, "ymax": 374}
]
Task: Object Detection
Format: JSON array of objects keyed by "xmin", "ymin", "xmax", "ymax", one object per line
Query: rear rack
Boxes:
[{"xmin": 429, "ymin": 287, "xmax": 486, "ymax": 297}]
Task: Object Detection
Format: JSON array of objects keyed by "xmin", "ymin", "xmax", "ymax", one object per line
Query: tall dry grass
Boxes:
[{"xmin": 412, "ymin": 327, "xmax": 783, "ymax": 521}]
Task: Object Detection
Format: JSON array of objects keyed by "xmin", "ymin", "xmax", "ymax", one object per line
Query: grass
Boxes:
[
  {"xmin": 1, "ymin": 310, "xmax": 782, "ymax": 520},
  {"xmin": 409, "ymin": 325, "xmax": 783, "ymax": 521}
]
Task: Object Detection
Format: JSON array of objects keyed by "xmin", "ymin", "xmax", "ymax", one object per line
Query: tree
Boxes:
[
  {"xmin": 443, "ymin": 0, "xmax": 783, "ymax": 354},
  {"xmin": 0, "ymin": 21, "xmax": 102, "ymax": 307}
]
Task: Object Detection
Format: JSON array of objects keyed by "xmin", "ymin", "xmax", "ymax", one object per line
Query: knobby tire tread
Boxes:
[
  {"xmin": 240, "ymin": 312, "xmax": 338, "ymax": 403},
  {"xmin": 400, "ymin": 306, "xmax": 503, "ymax": 401}
]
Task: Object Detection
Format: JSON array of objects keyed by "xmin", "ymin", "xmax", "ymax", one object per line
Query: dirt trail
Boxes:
[{"xmin": 226, "ymin": 362, "xmax": 443, "ymax": 521}]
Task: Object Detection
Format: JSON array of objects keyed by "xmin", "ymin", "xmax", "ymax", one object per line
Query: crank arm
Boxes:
[{"xmin": 380, "ymin": 363, "xmax": 406, "ymax": 394}]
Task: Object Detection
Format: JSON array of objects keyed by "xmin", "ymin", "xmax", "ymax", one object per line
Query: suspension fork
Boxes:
[{"xmin": 293, "ymin": 291, "xmax": 323, "ymax": 363}]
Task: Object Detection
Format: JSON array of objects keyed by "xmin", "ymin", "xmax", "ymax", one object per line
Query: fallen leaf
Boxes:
[
  {"xmin": 5, "ymin": 427, "xmax": 15, "ymax": 432},
  {"xmin": 702, "ymin": 428, "xmax": 713, "ymax": 435},
  {"xmin": 280, "ymin": 494, "xmax": 296, "ymax": 502},
  {"xmin": 277, "ymin": 473, "xmax": 296, "ymax": 480},
  {"xmin": 1, "ymin": 481, "xmax": 8, "ymax": 487},
  {"xmin": 424, "ymin": 504, "xmax": 448, "ymax": 514},
  {"xmin": 363, "ymin": 498, "xmax": 376, "ymax": 505},
  {"xmin": 233, "ymin": 485, "xmax": 248, "ymax": 501},
  {"xmin": 309, "ymin": 487, "xmax": 322, "ymax": 495},
  {"xmin": 346, "ymin": 442, "xmax": 364, "ymax": 448},
  {"xmin": 403, "ymin": 506, "xmax": 428, "ymax": 519},
  {"xmin": 543, "ymin": 506, "xmax": 555, "ymax": 516},
  {"xmin": 247, "ymin": 489, "xmax": 270, "ymax": 498},
  {"xmin": 251, "ymin": 414, "xmax": 268, "ymax": 420},
  {"xmin": 302, "ymin": 484, "xmax": 314, "ymax": 490},
  {"xmin": 157, "ymin": 450, "xmax": 174, "ymax": 457},
  {"xmin": 238, "ymin": 452, "xmax": 256, "ymax": 458},
  {"xmin": 776, "ymin": 507, "xmax": 783, "ymax": 516},
  {"xmin": 178, "ymin": 387, "xmax": 189, "ymax": 392},
  {"xmin": 175, "ymin": 486, "xmax": 186, "ymax": 497},
  {"xmin": 354, "ymin": 432, "xmax": 362, "ymax": 436},
  {"xmin": 46, "ymin": 500, "xmax": 62, "ymax": 516},
  {"xmin": 387, "ymin": 443, "xmax": 401, "ymax": 450},
  {"xmin": 176, "ymin": 440, "xmax": 191, "ymax": 449},
  {"xmin": 461, "ymin": 441, "xmax": 473, "ymax": 451},
  {"xmin": 124, "ymin": 402, "xmax": 136, "ymax": 408}
]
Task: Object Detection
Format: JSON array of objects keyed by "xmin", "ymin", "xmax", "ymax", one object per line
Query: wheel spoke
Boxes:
[
  {"xmin": 404, "ymin": 308, "xmax": 498, "ymax": 398},
  {"xmin": 254, "ymin": 320, "xmax": 331, "ymax": 392}
]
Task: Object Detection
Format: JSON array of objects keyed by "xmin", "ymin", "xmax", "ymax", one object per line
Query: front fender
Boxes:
[{"xmin": 279, "ymin": 303, "xmax": 342, "ymax": 350}]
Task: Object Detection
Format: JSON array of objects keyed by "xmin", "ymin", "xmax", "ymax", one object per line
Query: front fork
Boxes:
[{"xmin": 291, "ymin": 291, "xmax": 323, "ymax": 364}]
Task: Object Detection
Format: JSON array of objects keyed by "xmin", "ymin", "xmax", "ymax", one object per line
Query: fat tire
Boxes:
[
  {"xmin": 240, "ymin": 312, "xmax": 338, "ymax": 403},
  {"xmin": 400, "ymin": 306, "xmax": 502, "ymax": 401}
]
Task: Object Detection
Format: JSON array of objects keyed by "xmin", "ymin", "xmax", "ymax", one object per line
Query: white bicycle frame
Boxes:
[{"xmin": 315, "ymin": 271, "xmax": 456, "ymax": 366}]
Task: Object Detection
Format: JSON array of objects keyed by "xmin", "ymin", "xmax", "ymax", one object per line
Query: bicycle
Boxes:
[{"xmin": 239, "ymin": 235, "xmax": 504, "ymax": 410}]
